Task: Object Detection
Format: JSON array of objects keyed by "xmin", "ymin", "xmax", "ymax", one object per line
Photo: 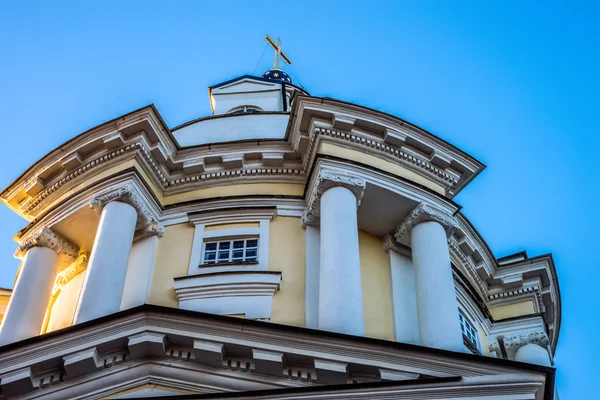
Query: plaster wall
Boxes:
[
  {"xmin": 46, "ymin": 270, "xmax": 85, "ymax": 332},
  {"xmin": 0, "ymin": 295, "xmax": 11, "ymax": 323},
  {"xmin": 489, "ymin": 301, "xmax": 535, "ymax": 320},
  {"xmin": 211, "ymin": 89, "xmax": 283, "ymax": 115},
  {"xmin": 317, "ymin": 142, "xmax": 446, "ymax": 195},
  {"xmin": 359, "ymin": 231, "xmax": 394, "ymax": 340},
  {"xmin": 269, "ymin": 216, "xmax": 305, "ymax": 327},
  {"xmin": 148, "ymin": 224, "xmax": 195, "ymax": 308},
  {"xmin": 173, "ymin": 114, "xmax": 289, "ymax": 147},
  {"xmin": 163, "ymin": 183, "xmax": 304, "ymax": 206}
]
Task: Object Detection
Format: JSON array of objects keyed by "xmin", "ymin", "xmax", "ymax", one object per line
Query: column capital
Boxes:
[
  {"xmin": 502, "ymin": 331, "xmax": 552, "ymax": 362},
  {"xmin": 14, "ymin": 227, "xmax": 78, "ymax": 262},
  {"xmin": 90, "ymin": 184, "xmax": 164, "ymax": 238},
  {"xmin": 394, "ymin": 203, "xmax": 458, "ymax": 245},
  {"xmin": 300, "ymin": 209, "xmax": 320, "ymax": 228},
  {"xmin": 306, "ymin": 169, "xmax": 366, "ymax": 217}
]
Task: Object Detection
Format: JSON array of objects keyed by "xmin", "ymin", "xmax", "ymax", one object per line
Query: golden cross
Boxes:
[{"xmin": 266, "ymin": 35, "xmax": 291, "ymax": 70}]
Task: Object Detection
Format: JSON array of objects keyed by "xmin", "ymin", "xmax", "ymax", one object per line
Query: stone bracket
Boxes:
[
  {"xmin": 252, "ymin": 349, "xmax": 284, "ymax": 376},
  {"xmin": 193, "ymin": 339, "xmax": 224, "ymax": 367},
  {"xmin": 63, "ymin": 347, "xmax": 103, "ymax": 379},
  {"xmin": 128, "ymin": 332, "xmax": 167, "ymax": 359},
  {"xmin": 314, "ymin": 359, "xmax": 348, "ymax": 384},
  {"xmin": 0, "ymin": 367, "xmax": 35, "ymax": 397}
]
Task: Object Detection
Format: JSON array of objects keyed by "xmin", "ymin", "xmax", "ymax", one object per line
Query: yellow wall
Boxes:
[
  {"xmin": 479, "ymin": 325, "xmax": 490, "ymax": 356},
  {"xmin": 318, "ymin": 142, "xmax": 446, "ymax": 195},
  {"xmin": 148, "ymin": 224, "xmax": 195, "ymax": 307},
  {"xmin": 46, "ymin": 270, "xmax": 86, "ymax": 332},
  {"xmin": 489, "ymin": 301, "xmax": 536, "ymax": 320},
  {"xmin": 359, "ymin": 230, "xmax": 394, "ymax": 340},
  {"xmin": 163, "ymin": 183, "xmax": 304, "ymax": 206},
  {"xmin": 269, "ymin": 216, "xmax": 306, "ymax": 327},
  {"xmin": 205, "ymin": 222, "xmax": 259, "ymax": 231},
  {"xmin": 0, "ymin": 294, "xmax": 11, "ymax": 323}
]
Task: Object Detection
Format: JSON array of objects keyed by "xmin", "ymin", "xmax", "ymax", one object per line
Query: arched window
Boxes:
[{"xmin": 227, "ymin": 105, "xmax": 263, "ymax": 115}]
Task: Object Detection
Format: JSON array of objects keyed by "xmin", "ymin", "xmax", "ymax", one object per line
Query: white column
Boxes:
[
  {"xmin": 120, "ymin": 234, "xmax": 159, "ymax": 310},
  {"xmin": 515, "ymin": 343, "xmax": 552, "ymax": 366},
  {"xmin": 385, "ymin": 240, "xmax": 419, "ymax": 344},
  {"xmin": 75, "ymin": 200, "xmax": 138, "ymax": 323},
  {"xmin": 395, "ymin": 204, "xmax": 463, "ymax": 353},
  {"xmin": 319, "ymin": 186, "xmax": 364, "ymax": 336},
  {"xmin": 0, "ymin": 228, "xmax": 77, "ymax": 345},
  {"xmin": 304, "ymin": 219, "xmax": 320, "ymax": 329},
  {"xmin": 411, "ymin": 221, "xmax": 463, "ymax": 352}
]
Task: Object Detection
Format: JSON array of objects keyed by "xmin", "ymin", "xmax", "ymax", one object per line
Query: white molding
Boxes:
[{"xmin": 174, "ymin": 272, "xmax": 282, "ymax": 319}]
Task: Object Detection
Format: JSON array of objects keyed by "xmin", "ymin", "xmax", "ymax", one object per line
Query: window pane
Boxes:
[
  {"xmin": 205, "ymin": 243, "xmax": 217, "ymax": 251},
  {"xmin": 204, "ymin": 252, "xmax": 216, "ymax": 261},
  {"xmin": 233, "ymin": 240, "xmax": 245, "ymax": 249},
  {"xmin": 245, "ymin": 249, "xmax": 257, "ymax": 258},
  {"xmin": 232, "ymin": 250, "xmax": 244, "ymax": 259},
  {"xmin": 246, "ymin": 239, "xmax": 258, "ymax": 248},
  {"xmin": 218, "ymin": 251, "xmax": 229, "ymax": 261},
  {"xmin": 246, "ymin": 257, "xmax": 257, "ymax": 262},
  {"xmin": 219, "ymin": 242, "xmax": 231, "ymax": 250}
]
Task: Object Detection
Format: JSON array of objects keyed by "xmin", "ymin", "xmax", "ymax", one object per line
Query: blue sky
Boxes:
[{"xmin": 0, "ymin": 1, "xmax": 597, "ymax": 397}]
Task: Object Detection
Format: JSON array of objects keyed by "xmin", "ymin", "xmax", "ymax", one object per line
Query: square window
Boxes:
[{"xmin": 201, "ymin": 238, "xmax": 259, "ymax": 266}]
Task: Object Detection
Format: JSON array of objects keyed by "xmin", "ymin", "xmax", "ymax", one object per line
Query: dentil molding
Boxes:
[
  {"xmin": 14, "ymin": 227, "xmax": 78, "ymax": 262},
  {"xmin": 394, "ymin": 203, "xmax": 459, "ymax": 246},
  {"xmin": 90, "ymin": 184, "xmax": 164, "ymax": 237},
  {"xmin": 306, "ymin": 170, "xmax": 366, "ymax": 217}
]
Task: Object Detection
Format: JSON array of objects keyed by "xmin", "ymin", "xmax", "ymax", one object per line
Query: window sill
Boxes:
[{"xmin": 199, "ymin": 261, "xmax": 259, "ymax": 268}]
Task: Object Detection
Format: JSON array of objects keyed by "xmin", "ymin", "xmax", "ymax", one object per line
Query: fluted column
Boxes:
[
  {"xmin": 396, "ymin": 203, "xmax": 463, "ymax": 352},
  {"xmin": 306, "ymin": 170, "xmax": 366, "ymax": 336},
  {"xmin": 0, "ymin": 228, "xmax": 78, "ymax": 345},
  {"xmin": 75, "ymin": 185, "xmax": 163, "ymax": 324}
]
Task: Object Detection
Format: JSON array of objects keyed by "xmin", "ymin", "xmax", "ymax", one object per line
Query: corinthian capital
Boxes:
[
  {"xmin": 306, "ymin": 169, "xmax": 366, "ymax": 217},
  {"xmin": 394, "ymin": 203, "xmax": 458, "ymax": 245},
  {"xmin": 502, "ymin": 331, "xmax": 551, "ymax": 361},
  {"xmin": 90, "ymin": 184, "xmax": 163, "ymax": 236},
  {"xmin": 14, "ymin": 227, "xmax": 79, "ymax": 262}
]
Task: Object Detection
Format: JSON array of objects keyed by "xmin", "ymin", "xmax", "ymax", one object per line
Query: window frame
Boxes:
[
  {"xmin": 459, "ymin": 312, "xmax": 480, "ymax": 350},
  {"xmin": 201, "ymin": 238, "xmax": 259, "ymax": 266}
]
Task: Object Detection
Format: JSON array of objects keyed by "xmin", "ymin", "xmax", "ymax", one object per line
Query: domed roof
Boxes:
[{"xmin": 261, "ymin": 68, "xmax": 292, "ymax": 83}]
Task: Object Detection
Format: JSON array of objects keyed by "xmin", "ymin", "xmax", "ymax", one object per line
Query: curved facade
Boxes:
[{"xmin": 0, "ymin": 73, "xmax": 560, "ymax": 399}]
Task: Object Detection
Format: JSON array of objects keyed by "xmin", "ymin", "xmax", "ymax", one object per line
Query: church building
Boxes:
[{"xmin": 0, "ymin": 37, "xmax": 560, "ymax": 399}]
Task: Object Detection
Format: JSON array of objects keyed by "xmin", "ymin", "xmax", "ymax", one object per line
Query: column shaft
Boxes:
[
  {"xmin": 388, "ymin": 250, "xmax": 419, "ymax": 344},
  {"xmin": 0, "ymin": 247, "xmax": 60, "ymax": 345},
  {"xmin": 120, "ymin": 235, "xmax": 158, "ymax": 310},
  {"xmin": 75, "ymin": 201, "xmax": 137, "ymax": 323},
  {"xmin": 319, "ymin": 186, "xmax": 364, "ymax": 336},
  {"xmin": 305, "ymin": 225, "xmax": 320, "ymax": 329},
  {"xmin": 411, "ymin": 221, "xmax": 463, "ymax": 352}
]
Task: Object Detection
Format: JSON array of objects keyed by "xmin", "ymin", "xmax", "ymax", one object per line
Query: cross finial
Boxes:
[{"xmin": 266, "ymin": 35, "xmax": 291, "ymax": 70}]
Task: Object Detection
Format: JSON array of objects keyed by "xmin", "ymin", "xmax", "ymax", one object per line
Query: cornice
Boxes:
[{"xmin": 14, "ymin": 227, "xmax": 78, "ymax": 262}]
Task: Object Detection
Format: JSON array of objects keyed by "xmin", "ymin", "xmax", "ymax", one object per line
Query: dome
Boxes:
[{"xmin": 261, "ymin": 68, "xmax": 292, "ymax": 83}]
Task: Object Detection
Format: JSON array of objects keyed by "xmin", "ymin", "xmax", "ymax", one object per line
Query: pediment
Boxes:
[{"xmin": 212, "ymin": 78, "xmax": 280, "ymax": 95}]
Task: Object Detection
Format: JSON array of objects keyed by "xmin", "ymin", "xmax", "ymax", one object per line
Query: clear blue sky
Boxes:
[{"xmin": 0, "ymin": 1, "xmax": 597, "ymax": 397}]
